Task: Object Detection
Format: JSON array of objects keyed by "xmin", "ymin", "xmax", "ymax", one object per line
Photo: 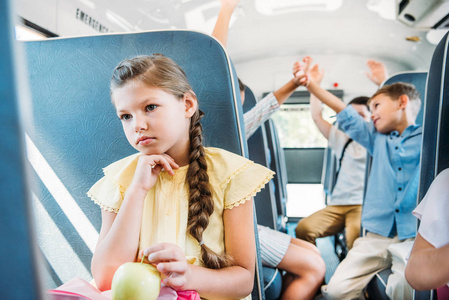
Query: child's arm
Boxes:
[
  {"xmin": 308, "ymin": 64, "xmax": 332, "ymax": 139},
  {"xmin": 273, "ymin": 79, "xmax": 300, "ymax": 105},
  {"xmin": 211, "ymin": 0, "xmax": 240, "ymax": 47},
  {"xmin": 145, "ymin": 199, "xmax": 255, "ymax": 299},
  {"xmin": 91, "ymin": 154, "xmax": 179, "ymax": 291},
  {"xmin": 405, "ymin": 233, "xmax": 449, "ymax": 290},
  {"xmin": 244, "ymin": 71, "xmax": 300, "ymax": 138},
  {"xmin": 366, "ymin": 60, "xmax": 388, "ymax": 87},
  {"xmin": 293, "ymin": 58, "xmax": 346, "ymax": 114}
]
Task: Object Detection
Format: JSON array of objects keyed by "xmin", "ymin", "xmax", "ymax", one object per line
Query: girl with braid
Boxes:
[{"xmin": 89, "ymin": 54, "xmax": 274, "ymax": 299}]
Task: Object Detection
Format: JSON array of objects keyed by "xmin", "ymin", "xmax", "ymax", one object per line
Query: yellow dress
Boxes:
[{"xmin": 88, "ymin": 147, "xmax": 274, "ymax": 299}]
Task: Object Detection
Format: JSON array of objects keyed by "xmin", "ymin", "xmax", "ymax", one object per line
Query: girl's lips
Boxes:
[{"xmin": 137, "ymin": 137, "xmax": 154, "ymax": 145}]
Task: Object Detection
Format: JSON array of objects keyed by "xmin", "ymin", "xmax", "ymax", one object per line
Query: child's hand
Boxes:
[
  {"xmin": 130, "ymin": 154, "xmax": 179, "ymax": 192},
  {"xmin": 144, "ymin": 243, "xmax": 190, "ymax": 291},
  {"xmin": 366, "ymin": 59, "xmax": 387, "ymax": 86},
  {"xmin": 293, "ymin": 56, "xmax": 312, "ymax": 86},
  {"xmin": 220, "ymin": 0, "xmax": 240, "ymax": 10},
  {"xmin": 309, "ymin": 64, "xmax": 324, "ymax": 85}
]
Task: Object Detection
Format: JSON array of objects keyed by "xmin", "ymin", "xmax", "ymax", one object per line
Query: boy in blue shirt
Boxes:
[{"xmin": 294, "ymin": 57, "xmax": 422, "ymax": 299}]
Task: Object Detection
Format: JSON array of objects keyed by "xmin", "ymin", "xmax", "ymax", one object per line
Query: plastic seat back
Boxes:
[
  {"xmin": 414, "ymin": 31, "xmax": 449, "ymax": 300},
  {"xmin": 419, "ymin": 32, "xmax": 449, "ymax": 198},
  {"xmin": 23, "ymin": 30, "xmax": 265, "ymax": 298},
  {"xmin": 264, "ymin": 119, "xmax": 288, "ymax": 231},
  {"xmin": 242, "ymin": 87, "xmax": 282, "ymax": 299},
  {"xmin": 242, "ymin": 87, "xmax": 278, "ymax": 230},
  {"xmin": 0, "ymin": 0, "xmax": 44, "ymax": 298},
  {"xmin": 321, "ymin": 146, "xmax": 337, "ymax": 201}
]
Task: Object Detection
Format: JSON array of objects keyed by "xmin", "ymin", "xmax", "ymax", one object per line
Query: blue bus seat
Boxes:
[
  {"xmin": 0, "ymin": 0, "xmax": 44, "ymax": 298},
  {"xmin": 242, "ymin": 86, "xmax": 282, "ymax": 299},
  {"xmin": 413, "ymin": 31, "xmax": 449, "ymax": 300},
  {"xmin": 23, "ymin": 30, "xmax": 265, "ymax": 299},
  {"xmin": 263, "ymin": 267, "xmax": 283, "ymax": 300},
  {"xmin": 321, "ymin": 146, "xmax": 337, "ymax": 201},
  {"xmin": 264, "ymin": 119, "xmax": 288, "ymax": 231},
  {"xmin": 364, "ymin": 68, "xmax": 433, "ymax": 300},
  {"xmin": 242, "ymin": 87, "xmax": 279, "ymax": 230},
  {"xmin": 419, "ymin": 32, "xmax": 449, "ymax": 196}
]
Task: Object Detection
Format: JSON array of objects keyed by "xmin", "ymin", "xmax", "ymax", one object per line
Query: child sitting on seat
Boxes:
[
  {"xmin": 89, "ymin": 54, "xmax": 275, "ymax": 299},
  {"xmin": 294, "ymin": 56, "xmax": 422, "ymax": 300},
  {"xmin": 405, "ymin": 168, "xmax": 449, "ymax": 299},
  {"xmin": 213, "ymin": 2, "xmax": 326, "ymax": 299},
  {"xmin": 295, "ymin": 63, "xmax": 370, "ymax": 252}
]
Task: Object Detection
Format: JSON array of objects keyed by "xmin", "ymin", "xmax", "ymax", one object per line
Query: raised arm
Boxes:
[
  {"xmin": 366, "ymin": 59, "xmax": 388, "ymax": 87},
  {"xmin": 211, "ymin": 0, "xmax": 240, "ymax": 47},
  {"xmin": 273, "ymin": 79, "xmax": 300, "ymax": 106},
  {"xmin": 293, "ymin": 57, "xmax": 346, "ymax": 114},
  {"xmin": 405, "ymin": 233, "xmax": 449, "ymax": 290},
  {"xmin": 244, "ymin": 66, "xmax": 300, "ymax": 138},
  {"xmin": 308, "ymin": 64, "xmax": 332, "ymax": 139}
]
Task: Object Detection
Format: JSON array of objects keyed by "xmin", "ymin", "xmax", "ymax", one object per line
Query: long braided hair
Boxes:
[{"xmin": 110, "ymin": 54, "xmax": 233, "ymax": 269}]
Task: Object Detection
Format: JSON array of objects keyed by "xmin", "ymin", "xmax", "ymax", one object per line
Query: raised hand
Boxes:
[
  {"xmin": 293, "ymin": 56, "xmax": 312, "ymax": 86},
  {"xmin": 130, "ymin": 154, "xmax": 179, "ymax": 193},
  {"xmin": 366, "ymin": 59, "xmax": 388, "ymax": 86},
  {"xmin": 220, "ymin": 0, "xmax": 240, "ymax": 11},
  {"xmin": 143, "ymin": 243, "xmax": 190, "ymax": 291},
  {"xmin": 309, "ymin": 64, "xmax": 324, "ymax": 85}
]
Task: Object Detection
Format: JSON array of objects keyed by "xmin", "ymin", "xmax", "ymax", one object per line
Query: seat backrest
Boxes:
[
  {"xmin": 413, "ymin": 32, "xmax": 449, "ymax": 300},
  {"xmin": 321, "ymin": 146, "xmax": 337, "ymax": 201},
  {"xmin": 242, "ymin": 86, "xmax": 278, "ymax": 230},
  {"xmin": 264, "ymin": 119, "xmax": 288, "ymax": 229},
  {"xmin": 0, "ymin": 0, "xmax": 43, "ymax": 298},
  {"xmin": 419, "ymin": 32, "xmax": 449, "ymax": 200},
  {"xmin": 23, "ymin": 30, "xmax": 265, "ymax": 299}
]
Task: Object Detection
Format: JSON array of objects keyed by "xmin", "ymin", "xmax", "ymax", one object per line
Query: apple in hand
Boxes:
[{"xmin": 111, "ymin": 259, "xmax": 161, "ymax": 300}]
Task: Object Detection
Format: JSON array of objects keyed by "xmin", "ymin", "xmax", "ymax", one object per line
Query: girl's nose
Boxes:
[{"xmin": 133, "ymin": 116, "xmax": 148, "ymax": 132}]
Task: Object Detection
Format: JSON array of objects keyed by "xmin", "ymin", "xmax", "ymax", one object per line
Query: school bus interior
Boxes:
[{"xmin": 3, "ymin": 0, "xmax": 449, "ymax": 299}]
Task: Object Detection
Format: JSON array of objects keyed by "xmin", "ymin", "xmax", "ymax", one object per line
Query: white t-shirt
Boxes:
[
  {"xmin": 327, "ymin": 125, "xmax": 367, "ymax": 206},
  {"xmin": 413, "ymin": 168, "xmax": 449, "ymax": 287}
]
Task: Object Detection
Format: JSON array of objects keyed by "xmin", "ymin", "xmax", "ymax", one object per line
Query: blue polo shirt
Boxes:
[{"xmin": 337, "ymin": 106, "xmax": 422, "ymax": 240}]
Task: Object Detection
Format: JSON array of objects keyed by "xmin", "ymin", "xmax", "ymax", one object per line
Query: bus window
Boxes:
[
  {"xmin": 271, "ymin": 95, "xmax": 337, "ymax": 218},
  {"xmin": 271, "ymin": 103, "xmax": 335, "ymax": 148}
]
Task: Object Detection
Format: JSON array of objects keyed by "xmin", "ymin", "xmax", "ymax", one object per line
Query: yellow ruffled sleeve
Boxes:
[
  {"xmin": 87, "ymin": 153, "xmax": 141, "ymax": 213},
  {"xmin": 222, "ymin": 161, "xmax": 274, "ymax": 209},
  {"xmin": 204, "ymin": 148, "xmax": 275, "ymax": 210}
]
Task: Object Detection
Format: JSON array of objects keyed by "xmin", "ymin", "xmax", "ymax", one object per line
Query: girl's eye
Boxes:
[
  {"xmin": 146, "ymin": 104, "xmax": 157, "ymax": 112},
  {"xmin": 120, "ymin": 114, "xmax": 132, "ymax": 121}
]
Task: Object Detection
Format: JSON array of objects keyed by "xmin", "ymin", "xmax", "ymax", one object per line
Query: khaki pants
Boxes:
[
  {"xmin": 323, "ymin": 232, "xmax": 414, "ymax": 300},
  {"xmin": 295, "ymin": 205, "xmax": 362, "ymax": 249}
]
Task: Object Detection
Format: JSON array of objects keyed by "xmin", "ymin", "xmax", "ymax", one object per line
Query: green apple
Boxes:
[{"xmin": 111, "ymin": 258, "xmax": 161, "ymax": 300}]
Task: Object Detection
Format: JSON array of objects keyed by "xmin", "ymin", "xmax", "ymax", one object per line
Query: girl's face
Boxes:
[{"xmin": 112, "ymin": 80, "xmax": 197, "ymax": 164}]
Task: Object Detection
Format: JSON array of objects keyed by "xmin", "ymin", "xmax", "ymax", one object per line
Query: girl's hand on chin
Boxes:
[
  {"xmin": 144, "ymin": 243, "xmax": 190, "ymax": 291},
  {"xmin": 131, "ymin": 154, "xmax": 179, "ymax": 192}
]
